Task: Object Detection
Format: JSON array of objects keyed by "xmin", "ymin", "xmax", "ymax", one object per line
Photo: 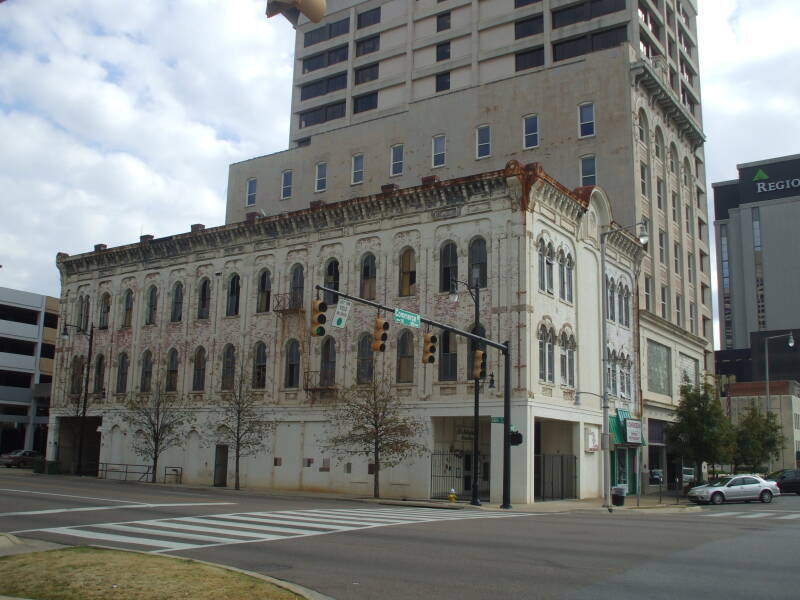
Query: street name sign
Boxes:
[
  {"xmin": 394, "ymin": 308, "xmax": 420, "ymax": 328},
  {"xmin": 332, "ymin": 299, "xmax": 352, "ymax": 328},
  {"xmin": 490, "ymin": 417, "xmax": 504, "ymax": 424}
]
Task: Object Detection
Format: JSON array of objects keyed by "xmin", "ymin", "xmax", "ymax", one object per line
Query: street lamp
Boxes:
[
  {"xmin": 450, "ymin": 268, "xmax": 484, "ymax": 507},
  {"xmin": 764, "ymin": 331, "xmax": 795, "ymax": 469},
  {"xmin": 61, "ymin": 321, "xmax": 94, "ymax": 476},
  {"xmin": 600, "ymin": 220, "xmax": 648, "ymax": 509}
]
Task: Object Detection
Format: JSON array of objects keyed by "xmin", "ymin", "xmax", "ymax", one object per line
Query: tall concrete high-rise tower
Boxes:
[{"xmin": 227, "ymin": 0, "xmax": 711, "ymax": 477}]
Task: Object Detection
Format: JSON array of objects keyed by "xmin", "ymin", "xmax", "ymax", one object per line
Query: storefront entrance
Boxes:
[{"xmin": 611, "ymin": 447, "xmax": 638, "ymax": 495}]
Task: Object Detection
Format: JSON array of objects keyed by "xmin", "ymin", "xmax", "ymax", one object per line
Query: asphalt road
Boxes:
[{"xmin": 2, "ymin": 469, "xmax": 800, "ymax": 600}]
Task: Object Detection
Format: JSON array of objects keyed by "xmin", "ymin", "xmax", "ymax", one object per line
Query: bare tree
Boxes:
[
  {"xmin": 122, "ymin": 385, "xmax": 195, "ymax": 483},
  {"xmin": 322, "ymin": 379, "xmax": 427, "ymax": 498},
  {"xmin": 215, "ymin": 370, "xmax": 275, "ymax": 490}
]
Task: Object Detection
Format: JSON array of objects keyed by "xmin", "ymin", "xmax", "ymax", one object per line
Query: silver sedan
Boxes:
[{"xmin": 688, "ymin": 475, "xmax": 781, "ymax": 505}]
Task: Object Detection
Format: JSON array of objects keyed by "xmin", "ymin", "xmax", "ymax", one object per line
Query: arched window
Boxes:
[
  {"xmin": 320, "ymin": 337, "xmax": 336, "ymax": 386},
  {"xmin": 683, "ymin": 157, "xmax": 692, "ymax": 187},
  {"xmin": 618, "ymin": 285, "xmax": 625, "ymax": 325},
  {"xmin": 165, "ymin": 348, "xmax": 179, "ymax": 392},
  {"xmin": 565, "ymin": 255, "xmax": 574, "ymax": 302},
  {"xmin": 654, "ymin": 127, "xmax": 664, "ymax": 160},
  {"xmin": 192, "ymin": 347, "xmax": 206, "ymax": 391},
  {"xmin": 608, "ymin": 351, "xmax": 618, "ymax": 396},
  {"xmin": 285, "ymin": 339, "xmax": 300, "ymax": 388},
  {"xmin": 607, "ymin": 278, "xmax": 616, "ymax": 321},
  {"xmin": 256, "ymin": 270, "xmax": 271, "ymax": 313},
  {"xmin": 197, "ymin": 279, "xmax": 211, "ymax": 319},
  {"xmin": 226, "ymin": 274, "xmax": 241, "ymax": 317},
  {"xmin": 399, "ymin": 248, "xmax": 416, "ymax": 297},
  {"xmin": 396, "ymin": 330, "xmax": 414, "ymax": 383},
  {"xmin": 538, "ymin": 326, "xmax": 555, "ymax": 383},
  {"xmin": 360, "ymin": 254, "xmax": 377, "ymax": 300},
  {"xmin": 357, "ymin": 333, "xmax": 374, "ymax": 384},
  {"xmin": 623, "ymin": 287, "xmax": 631, "ymax": 327},
  {"xmin": 438, "ymin": 330, "xmax": 457, "ymax": 381},
  {"xmin": 468, "ymin": 323, "xmax": 486, "ymax": 380},
  {"xmin": 145, "ymin": 285, "xmax": 158, "ymax": 325},
  {"xmin": 171, "ymin": 282, "xmax": 183, "ymax": 323},
  {"xmin": 252, "ymin": 342, "xmax": 267, "ymax": 389},
  {"xmin": 559, "ymin": 333, "xmax": 576, "ymax": 388},
  {"xmin": 76, "ymin": 296, "xmax": 84, "ymax": 333},
  {"xmin": 221, "ymin": 344, "xmax": 236, "ymax": 390},
  {"xmin": 558, "ymin": 250, "xmax": 567, "ymax": 300},
  {"xmin": 290, "ymin": 265, "xmax": 304, "ymax": 309},
  {"xmin": 140, "ymin": 350, "xmax": 153, "ymax": 393},
  {"xmin": 545, "ymin": 244, "xmax": 555, "ymax": 293},
  {"xmin": 78, "ymin": 295, "xmax": 90, "ymax": 332},
  {"xmin": 637, "ymin": 109, "xmax": 649, "ymax": 145},
  {"xmin": 669, "ymin": 144, "xmax": 678, "ymax": 174},
  {"xmin": 537, "ymin": 239, "xmax": 546, "ymax": 291},
  {"xmin": 70, "ymin": 355, "xmax": 84, "ymax": 395},
  {"xmin": 93, "ymin": 354, "xmax": 105, "ymax": 394},
  {"xmin": 122, "ymin": 289, "xmax": 134, "ymax": 328},
  {"xmin": 324, "ymin": 259, "xmax": 340, "ymax": 306},
  {"xmin": 468, "ymin": 238, "xmax": 487, "ymax": 288},
  {"xmin": 116, "ymin": 353, "xmax": 129, "ymax": 394},
  {"xmin": 439, "ymin": 242, "xmax": 458, "ymax": 292},
  {"xmin": 98, "ymin": 293, "xmax": 111, "ymax": 329}
]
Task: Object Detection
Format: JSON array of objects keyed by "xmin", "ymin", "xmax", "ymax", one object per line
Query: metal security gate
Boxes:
[
  {"xmin": 534, "ymin": 454, "xmax": 577, "ymax": 500},
  {"xmin": 430, "ymin": 451, "xmax": 489, "ymax": 500}
]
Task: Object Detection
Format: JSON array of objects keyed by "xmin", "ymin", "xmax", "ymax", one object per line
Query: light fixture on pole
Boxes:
[
  {"xmin": 599, "ymin": 220, "xmax": 648, "ymax": 510},
  {"xmin": 61, "ymin": 321, "xmax": 94, "ymax": 476},
  {"xmin": 450, "ymin": 268, "xmax": 484, "ymax": 507},
  {"xmin": 764, "ymin": 331, "xmax": 795, "ymax": 470}
]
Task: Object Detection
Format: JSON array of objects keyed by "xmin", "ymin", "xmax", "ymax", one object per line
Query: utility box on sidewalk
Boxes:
[{"xmin": 612, "ymin": 486, "xmax": 626, "ymax": 506}]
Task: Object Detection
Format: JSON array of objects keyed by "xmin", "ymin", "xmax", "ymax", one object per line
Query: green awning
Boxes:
[{"xmin": 610, "ymin": 414, "xmax": 647, "ymax": 446}]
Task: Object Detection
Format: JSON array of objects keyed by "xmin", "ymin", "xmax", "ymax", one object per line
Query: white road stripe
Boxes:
[
  {"xmin": 100, "ymin": 523, "xmax": 235, "ymax": 543},
  {"xmin": 705, "ymin": 512, "xmax": 745, "ymax": 517},
  {"xmin": 44, "ymin": 527, "xmax": 195, "ymax": 551},
  {"xmin": 775, "ymin": 514, "xmax": 800, "ymax": 520},
  {"xmin": 0, "ymin": 502, "xmax": 234, "ymax": 518},
  {"xmin": 134, "ymin": 519, "xmax": 280, "ymax": 539},
  {"xmin": 210, "ymin": 514, "xmax": 351, "ymax": 531},
  {"xmin": 737, "ymin": 512, "xmax": 774, "ymax": 519},
  {"xmin": 197, "ymin": 515, "xmax": 331, "ymax": 536},
  {"xmin": 0, "ymin": 488, "xmax": 147, "ymax": 505}
]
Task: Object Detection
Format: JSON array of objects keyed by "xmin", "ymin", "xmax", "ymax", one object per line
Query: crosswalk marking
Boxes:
[
  {"xmin": 701, "ymin": 510, "xmax": 800, "ymax": 521},
  {"xmin": 706, "ymin": 512, "xmax": 744, "ymax": 518},
  {"xmin": 738, "ymin": 512, "xmax": 773, "ymax": 519},
  {"xmin": 19, "ymin": 507, "xmax": 526, "ymax": 554},
  {"xmin": 775, "ymin": 514, "xmax": 800, "ymax": 520}
]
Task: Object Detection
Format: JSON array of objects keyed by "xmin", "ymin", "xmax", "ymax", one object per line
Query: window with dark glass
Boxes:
[
  {"xmin": 226, "ymin": 274, "xmax": 240, "ymax": 317},
  {"xmin": 515, "ymin": 46, "xmax": 544, "ymax": 71},
  {"xmin": 299, "ymin": 101, "xmax": 346, "ymax": 129},
  {"xmin": 523, "ymin": 114, "xmax": 539, "ymax": 148},
  {"xmin": 69, "ymin": 356, "xmax": 84, "ymax": 395},
  {"xmin": 399, "ymin": 248, "xmax": 416, "ymax": 296},
  {"xmin": 397, "ymin": 330, "xmax": 414, "ymax": 383},
  {"xmin": 145, "ymin": 286, "xmax": 157, "ymax": 325},
  {"xmin": 324, "ymin": 259, "xmax": 340, "ymax": 305},
  {"xmin": 197, "ymin": 279, "xmax": 210, "ymax": 319},
  {"xmin": 357, "ymin": 7, "xmax": 380, "ymax": 29},
  {"xmin": 436, "ymin": 41, "xmax": 450, "ymax": 61},
  {"xmin": 315, "ymin": 162, "xmax": 327, "ymax": 191},
  {"xmin": 99, "ymin": 293, "xmax": 110, "ymax": 329},
  {"xmin": 246, "ymin": 178, "xmax": 257, "ymax": 206},
  {"xmin": 300, "ymin": 72, "xmax": 347, "ymax": 101},
  {"xmin": 436, "ymin": 12, "xmax": 451, "ymax": 32},
  {"xmin": 357, "ymin": 333, "xmax": 373, "ymax": 384},
  {"xmin": 257, "ymin": 270, "xmax": 271, "ymax": 313},
  {"xmin": 221, "ymin": 344, "xmax": 236, "ymax": 391},
  {"xmin": 553, "ymin": 25, "xmax": 627, "ymax": 61},
  {"xmin": 116, "ymin": 353, "xmax": 128, "ymax": 393},
  {"xmin": 281, "ymin": 170, "xmax": 292, "ymax": 199},
  {"xmin": 121, "ymin": 290, "xmax": 134, "ymax": 328},
  {"xmin": 390, "ymin": 144, "xmax": 404, "ymax": 176},
  {"xmin": 165, "ymin": 348, "xmax": 179, "ymax": 392},
  {"xmin": 304, "ymin": 17, "xmax": 350, "ymax": 47},
  {"xmin": 468, "ymin": 238, "xmax": 487, "ymax": 287},
  {"xmin": 439, "ymin": 331, "xmax": 457, "ymax": 381},
  {"xmin": 353, "ymin": 92, "xmax": 378, "ymax": 113},
  {"xmin": 435, "ymin": 72, "xmax": 450, "ymax": 92},
  {"xmin": 352, "ymin": 153, "xmax": 364, "ymax": 184},
  {"xmin": 170, "ymin": 282, "xmax": 183, "ymax": 323},
  {"xmin": 93, "ymin": 354, "xmax": 105, "ymax": 394},
  {"xmin": 515, "ymin": 15, "xmax": 543, "ymax": 39},
  {"xmin": 432, "ymin": 135, "xmax": 446, "ymax": 167},
  {"xmin": 356, "ymin": 35, "xmax": 380, "ymax": 56},
  {"xmin": 285, "ymin": 340, "xmax": 300, "ymax": 388},
  {"xmin": 253, "ymin": 342, "xmax": 267, "ymax": 389},
  {"xmin": 302, "ymin": 45, "xmax": 348, "ymax": 74},
  {"xmin": 439, "ymin": 242, "xmax": 458, "ymax": 292},
  {"xmin": 192, "ymin": 347, "xmax": 206, "ymax": 391},
  {"xmin": 320, "ymin": 338, "xmax": 336, "ymax": 386},
  {"xmin": 290, "ymin": 265, "xmax": 304, "ymax": 309},
  {"xmin": 355, "ymin": 63, "xmax": 379, "ymax": 85},
  {"xmin": 515, "ymin": 0, "xmax": 542, "ymax": 7},
  {"xmin": 581, "ymin": 155, "xmax": 596, "ymax": 185},
  {"xmin": 140, "ymin": 350, "xmax": 153, "ymax": 393},
  {"xmin": 476, "ymin": 125, "xmax": 490, "ymax": 158},
  {"xmin": 552, "ymin": 0, "xmax": 625, "ymax": 29},
  {"xmin": 360, "ymin": 254, "xmax": 376, "ymax": 300}
]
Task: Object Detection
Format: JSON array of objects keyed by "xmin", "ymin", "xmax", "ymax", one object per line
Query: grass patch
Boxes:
[{"xmin": 0, "ymin": 546, "xmax": 303, "ymax": 600}]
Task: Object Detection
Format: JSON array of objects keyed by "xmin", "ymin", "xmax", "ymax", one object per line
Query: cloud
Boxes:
[{"xmin": 0, "ymin": 0, "xmax": 295, "ymax": 296}]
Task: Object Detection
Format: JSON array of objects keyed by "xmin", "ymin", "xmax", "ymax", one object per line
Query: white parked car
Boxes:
[{"xmin": 688, "ymin": 475, "xmax": 780, "ymax": 505}]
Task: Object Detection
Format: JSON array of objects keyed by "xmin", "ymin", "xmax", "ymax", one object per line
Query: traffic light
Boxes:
[
  {"xmin": 310, "ymin": 299, "xmax": 327, "ymax": 336},
  {"xmin": 471, "ymin": 349, "xmax": 486, "ymax": 380},
  {"xmin": 266, "ymin": 0, "xmax": 326, "ymax": 25},
  {"xmin": 372, "ymin": 317, "xmax": 389, "ymax": 352},
  {"xmin": 509, "ymin": 431, "xmax": 523, "ymax": 446},
  {"xmin": 421, "ymin": 333, "xmax": 437, "ymax": 364}
]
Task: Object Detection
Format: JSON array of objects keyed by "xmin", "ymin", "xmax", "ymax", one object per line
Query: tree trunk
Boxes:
[
  {"xmin": 151, "ymin": 455, "xmax": 158, "ymax": 483},
  {"xmin": 235, "ymin": 446, "xmax": 240, "ymax": 491},
  {"xmin": 373, "ymin": 440, "xmax": 380, "ymax": 499}
]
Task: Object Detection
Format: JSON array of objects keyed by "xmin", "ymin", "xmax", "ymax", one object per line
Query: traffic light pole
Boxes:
[
  {"xmin": 471, "ymin": 283, "xmax": 481, "ymax": 507},
  {"xmin": 315, "ymin": 284, "xmax": 512, "ymax": 509}
]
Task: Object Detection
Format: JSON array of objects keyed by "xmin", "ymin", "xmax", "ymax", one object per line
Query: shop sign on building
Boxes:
[{"xmin": 625, "ymin": 419, "xmax": 642, "ymax": 444}]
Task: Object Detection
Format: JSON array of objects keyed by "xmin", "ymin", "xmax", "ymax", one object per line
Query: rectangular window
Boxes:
[
  {"xmin": 432, "ymin": 135, "xmax": 446, "ymax": 167},
  {"xmin": 660, "ymin": 285, "xmax": 669, "ymax": 319},
  {"xmin": 523, "ymin": 114, "xmax": 539, "ymax": 148},
  {"xmin": 552, "ymin": 25, "xmax": 627, "ymax": 61},
  {"xmin": 674, "ymin": 242, "xmax": 682, "ymax": 274},
  {"xmin": 299, "ymin": 101, "xmax": 345, "ymax": 129},
  {"xmin": 476, "ymin": 125, "xmax": 490, "ymax": 159},
  {"xmin": 304, "ymin": 18, "xmax": 350, "ymax": 47},
  {"xmin": 315, "ymin": 162, "xmax": 327, "ymax": 192},
  {"xmin": 553, "ymin": 0, "xmax": 627, "ymax": 29},
  {"xmin": 658, "ymin": 229, "xmax": 666, "ymax": 264},
  {"xmin": 357, "ymin": 7, "xmax": 380, "ymax": 29},
  {"xmin": 671, "ymin": 191, "xmax": 678, "ymax": 221},
  {"xmin": 687, "ymin": 252, "xmax": 694, "ymax": 283},
  {"xmin": 353, "ymin": 92, "xmax": 378, "ymax": 113},
  {"xmin": 647, "ymin": 339, "xmax": 672, "ymax": 396},
  {"xmin": 281, "ymin": 170, "xmax": 292, "ymax": 200},
  {"xmin": 351, "ymin": 154, "xmax": 364, "ymax": 185},
  {"xmin": 676, "ymin": 293, "xmax": 683, "ymax": 327},
  {"xmin": 640, "ymin": 162, "xmax": 649, "ymax": 196},
  {"xmin": 354, "ymin": 63, "xmax": 379, "ymax": 85},
  {"xmin": 436, "ymin": 12, "xmax": 451, "ymax": 32},
  {"xmin": 246, "ymin": 178, "xmax": 257, "ymax": 206},
  {"xmin": 579, "ymin": 103, "xmax": 595, "ymax": 137},
  {"xmin": 689, "ymin": 302, "xmax": 697, "ymax": 333},
  {"xmin": 436, "ymin": 41, "xmax": 450, "ymax": 62},
  {"xmin": 515, "ymin": 0, "xmax": 542, "ymax": 7},
  {"xmin": 302, "ymin": 45, "xmax": 348, "ymax": 74},
  {"xmin": 515, "ymin": 46, "xmax": 545, "ymax": 71},
  {"xmin": 580, "ymin": 155, "xmax": 596, "ymax": 186},
  {"xmin": 356, "ymin": 35, "xmax": 380, "ymax": 57},
  {"xmin": 300, "ymin": 72, "xmax": 347, "ymax": 101},
  {"xmin": 390, "ymin": 144, "xmax": 404, "ymax": 176},
  {"xmin": 656, "ymin": 178, "xmax": 664, "ymax": 209},
  {"xmin": 685, "ymin": 204, "xmax": 694, "ymax": 234},
  {"xmin": 644, "ymin": 276, "xmax": 653, "ymax": 311},
  {"xmin": 435, "ymin": 71, "xmax": 450, "ymax": 92},
  {"xmin": 515, "ymin": 15, "xmax": 544, "ymax": 39}
]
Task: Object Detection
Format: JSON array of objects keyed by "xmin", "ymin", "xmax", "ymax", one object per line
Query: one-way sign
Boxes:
[{"xmin": 332, "ymin": 298, "xmax": 352, "ymax": 328}]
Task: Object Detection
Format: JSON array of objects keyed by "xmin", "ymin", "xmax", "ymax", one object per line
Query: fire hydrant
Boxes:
[{"xmin": 448, "ymin": 488, "xmax": 457, "ymax": 503}]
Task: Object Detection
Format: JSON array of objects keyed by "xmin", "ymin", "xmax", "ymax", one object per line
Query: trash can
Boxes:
[{"xmin": 612, "ymin": 486, "xmax": 626, "ymax": 506}]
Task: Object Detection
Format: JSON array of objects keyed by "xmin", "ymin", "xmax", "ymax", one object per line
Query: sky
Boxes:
[{"xmin": 1, "ymin": 0, "xmax": 799, "ymax": 348}]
